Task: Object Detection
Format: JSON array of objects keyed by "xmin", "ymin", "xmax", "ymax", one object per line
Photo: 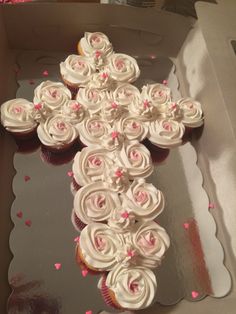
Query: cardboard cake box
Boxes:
[{"xmin": 0, "ymin": 1, "xmax": 236, "ymax": 313}]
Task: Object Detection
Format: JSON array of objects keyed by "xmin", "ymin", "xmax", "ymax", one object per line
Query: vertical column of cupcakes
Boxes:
[
  {"xmin": 60, "ymin": 55, "xmax": 96, "ymax": 98},
  {"xmin": 34, "ymin": 81, "xmax": 79, "ymax": 153},
  {"xmin": 0, "ymin": 99, "xmax": 38, "ymax": 140}
]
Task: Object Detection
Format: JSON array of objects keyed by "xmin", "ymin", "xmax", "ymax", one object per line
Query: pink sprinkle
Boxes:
[
  {"xmin": 34, "ymin": 103, "xmax": 42, "ymax": 110},
  {"xmin": 16, "ymin": 211, "xmax": 23, "ymax": 219},
  {"xmin": 25, "ymin": 219, "xmax": 32, "ymax": 227},
  {"xmin": 163, "ymin": 80, "xmax": 168, "ymax": 85},
  {"xmin": 208, "ymin": 203, "xmax": 215, "ymax": 209},
  {"xmin": 183, "ymin": 222, "xmax": 190, "ymax": 230},
  {"xmin": 82, "ymin": 269, "xmax": 88, "ymax": 277},
  {"xmin": 143, "ymin": 99, "xmax": 150, "ymax": 109},
  {"xmin": 111, "ymin": 131, "xmax": 119, "ymax": 139},
  {"xmin": 111, "ymin": 102, "xmax": 118, "ymax": 109},
  {"xmin": 74, "ymin": 236, "xmax": 80, "ymax": 243},
  {"xmin": 67, "ymin": 171, "xmax": 74, "ymax": 177},
  {"xmin": 42, "ymin": 70, "xmax": 49, "ymax": 77},
  {"xmin": 191, "ymin": 291, "xmax": 199, "ymax": 299},
  {"xmin": 95, "ymin": 50, "xmax": 102, "ymax": 58},
  {"xmin": 127, "ymin": 249, "xmax": 136, "ymax": 257},
  {"xmin": 171, "ymin": 102, "xmax": 177, "ymax": 109},
  {"xmin": 101, "ymin": 72, "xmax": 108, "ymax": 79},
  {"xmin": 115, "ymin": 170, "xmax": 123, "ymax": 178},
  {"xmin": 71, "ymin": 103, "xmax": 81, "ymax": 111},
  {"xmin": 121, "ymin": 211, "xmax": 129, "ymax": 219},
  {"xmin": 86, "ymin": 311, "xmax": 92, "ymax": 314},
  {"xmin": 24, "ymin": 175, "xmax": 31, "ymax": 182},
  {"xmin": 54, "ymin": 263, "xmax": 61, "ymax": 270},
  {"xmin": 29, "ymin": 79, "xmax": 35, "ymax": 85}
]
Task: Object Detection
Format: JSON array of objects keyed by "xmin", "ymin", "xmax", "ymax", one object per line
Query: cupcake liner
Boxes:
[
  {"xmin": 71, "ymin": 209, "xmax": 87, "ymax": 231},
  {"xmin": 10, "ymin": 127, "xmax": 38, "ymax": 141},
  {"xmin": 143, "ymin": 139, "xmax": 170, "ymax": 163},
  {"xmin": 72, "ymin": 178, "xmax": 81, "ymax": 191},
  {"xmin": 100, "ymin": 274, "xmax": 122, "ymax": 310},
  {"xmin": 15, "ymin": 134, "xmax": 41, "ymax": 154},
  {"xmin": 75, "ymin": 244, "xmax": 101, "ymax": 276}
]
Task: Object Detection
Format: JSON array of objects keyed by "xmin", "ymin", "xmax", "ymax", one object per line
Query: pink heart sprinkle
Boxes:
[
  {"xmin": 29, "ymin": 79, "xmax": 35, "ymax": 85},
  {"xmin": 86, "ymin": 311, "xmax": 92, "ymax": 314},
  {"xmin": 183, "ymin": 222, "xmax": 190, "ymax": 230},
  {"xmin": 191, "ymin": 291, "xmax": 199, "ymax": 299},
  {"xmin": 24, "ymin": 175, "xmax": 31, "ymax": 182},
  {"xmin": 34, "ymin": 103, "xmax": 42, "ymax": 110},
  {"xmin": 16, "ymin": 211, "xmax": 23, "ymax": 218},
  {"xmin": 121, "ymin": 211, "xmax": 129, "ymax": 219},
  {"xmin": 43, "ymin": 70, "xmax": 49, "ymax": 76},
  {"xmin": 67, "ymin": 171, "xmax": 74, "ymax": 177},
  {"xmin": 54, "ymin": 263, "xmax": 61, "ymax": 270},
  {"xmin": 74, "ymin": 236, "xmax": 80, "ymax": 243},
  {"xmin": 163, "ymin": 80, "xmax": 168, "ymax": 85},
  {"xmin": 25, "ymin": 220, "xmax": 32, "ymax": 227},
  {"xmin": 208, "ymin": 203, "xmax": 215, "ymax": 209},
  {"xmin": 82, "ymin": 269, "xmax": 88, "ymax": 277}
]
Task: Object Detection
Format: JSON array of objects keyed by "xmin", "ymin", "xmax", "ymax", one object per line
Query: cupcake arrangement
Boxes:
[{"xmin": 0, "ymin": 32, "xmax": 204, "ymax": 311}]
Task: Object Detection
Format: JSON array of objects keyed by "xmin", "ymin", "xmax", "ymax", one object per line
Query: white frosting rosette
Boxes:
[
  {"xmin": 112, "ymin": 83, "xmax": 141, "ymax": 108},
  {"xmin": 105, "ymin": 166, "xmax": 130, "ymax": 193},
  {"xmin": 72, "ymin": 146, "xmax": 115, "ymax": 186},
  {"xmin": 76, "ymin": 87, "xmax": 107, "ymax": 115},
  {"xmin": 73, "ymin": 182, "xmax": 121, "ymax": 225},
  {"xmin": 86, "ymin": 71, "xmax": 115, "ymax": 91},
  {"xmin": 117, "ymin": 141, "xmax": 153, "ymax": 179},
  {"xmin": 126, "ymin": 179, "xmax": 165, "ymax": 221},
  {"xmin": 106, "ymin": 53, "xmax": 140, "ymax": 83},
  {"xmin": 60, "ymin": 55, "xmax": 96, "ymax": 86},
  {"xmin": 177, "ymin": 98, "xmax": 204, "ymax": 128},
  {"xmin": 79, "ymin": 32, "xmax": 113, "ymax": 59},
  {"xmin": 129, "ymin": 98, "xmax": 157, "ymax": 122},
  {"xmin": 61, "ymin": 100, "xmax": 85, "ymax": 125},
  {"xmin": 100, "ymin": 98, "xmax": 123, "ymax": 123},
  {"xmin": 0, "ymin": 98, "xmax": 37, "ymax": 133},
  {"xmin": 115, "ymin": 114, "xmax": 148, "ymax": 142},
  {"xmin": 79, "ymin": 115, "xmax": 111, "ymax": 146},
  {"xmin": 37, "ymin": 114, "xmax": 78, "ymax": 149},
  {"xmin": 33, "ymin": 81, "xmax": 71, "ymax": 113},
  {"xmin": 131, "ymin": 221, "xmax": 170, "ymax": 269},
  {"xmin": 148, "ymin": 119, "xmax": 185, "ymax": 148},
  {"xmin": 78, "ymin": 223, "xmax": 123, "ymax": 271},
  {"xmin": 108, "ymin": 207, "xmax": 136, "ymax": 234},
  {"xmin": 164, "ymin": 102, "xmax": 183, "ymax": 120},
  {"xmin": 102, "ymin": 129, "xmax": 124, "ymax": 151},
  {"xmin": 104, "ymin": 264, "xmax": 157, "ymax": 310},
  {"xmin": 141, "ymin": 83, "xmax": 171, "ymax": 113}
]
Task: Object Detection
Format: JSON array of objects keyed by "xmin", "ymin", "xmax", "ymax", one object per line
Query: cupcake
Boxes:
[
  {"xmin": 37, "ymin": 114, "xmax": 78, "ymax": 152},
  {"xmin": 148, "ymin": 119, "xmax": 185, "ymax": 149},
  {"xmin": 125, "ymin": 178, "xmax": 165, "ymax": 221},
  {"xmin": 112, "ymin": 83, "xmax": 141, "ymax": 108},
  {"xmin": 78, "ymin": 115, "xmax": 111, "ymax": 147},
  {"xmin": 177, "ymin": 98, "xmax": 204, "ymax": 128},
  {"xmin": 130, "ymin": 221, "xmax": 170, "ymax": 269},
  {"xmin": 115, "ymin": 114, "xmax": 148, "ymax": 142},
  {"xmin": 33, "ymin": 80, "xmax": 71, "ymax": 114},
  {"xmin": 73, "ymin": 182, "xmax": 121, "ymax": 226},
  {"xmin": 76, "ymin": 87, "xmax": 107, "ymax": 115},
  {"xmin": 0, "ymin": 98, "xmax": 38, "ymax": 139},
  {"xmin": 72, "ymin": 146, "xmax": 115, "ymax": 187},
  {"xmin": 77, "ymin": 32, "xmax": 113, "ymax": 68},
  {"xmin": 141, "ymin": 83, "xmax": 171, "ymax": 114},
  {"xmin": 117, "ymin": 141, "xmax": 153, "ymax": 179},
  {"xmin": 76, "ymin": 223, "xmax": 124, "ymax": 272},
  {"xmin": 60, "ymin": 55, "xmax": 96, "ymax": 95},
  {"xmin": 100, "ymin": 264, "xmax": 157, "ymax": 310},
  {"xmin": 105, "ymin": 53, "xmax": 140, "ymax": 83}
]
